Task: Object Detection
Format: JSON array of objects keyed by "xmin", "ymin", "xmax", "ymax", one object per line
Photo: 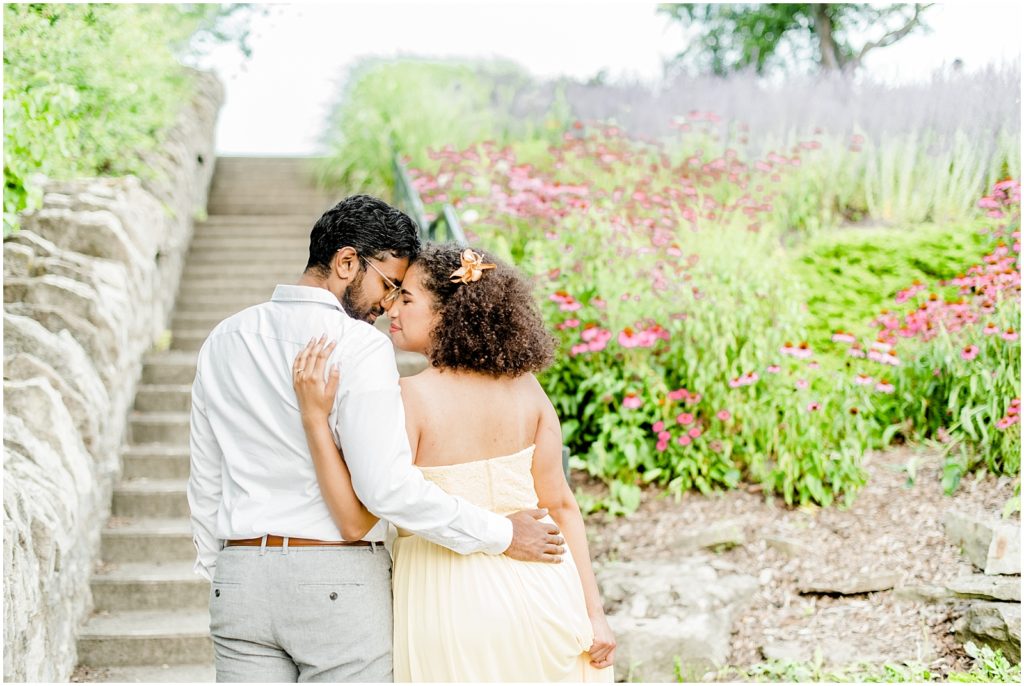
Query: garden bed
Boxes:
[{"xmin": 580, "ymin": 447, "xmax": 1019, "ymax": 680}]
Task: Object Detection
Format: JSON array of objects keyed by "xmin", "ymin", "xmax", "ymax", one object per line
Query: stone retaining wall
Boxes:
[{"xmin": 2, "ymin": 69, "xmax": 223, "ymax": 682}]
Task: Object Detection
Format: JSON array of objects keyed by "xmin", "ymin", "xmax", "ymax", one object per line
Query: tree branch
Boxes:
[{"xmin": 854, "ymin": 3, "xmax": 932, "ymax": 67}]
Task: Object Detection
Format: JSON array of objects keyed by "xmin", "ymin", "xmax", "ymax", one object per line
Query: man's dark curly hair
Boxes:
[
  {"xmin": 305, "ymin": 195, "xmax": 420, "ymax": 276},
  {"xmin": 416, "ymin": 243, "xmax": 556, "ymax": 377}
]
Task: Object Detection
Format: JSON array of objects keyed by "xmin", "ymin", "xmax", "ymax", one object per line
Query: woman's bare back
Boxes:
[{"xmin": 400, "ymin": 368, "xmax": 544, "ymax": 468}]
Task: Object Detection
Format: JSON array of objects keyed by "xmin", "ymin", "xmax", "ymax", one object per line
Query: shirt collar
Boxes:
[{"xmin": 271, "ymin": 284, "xmax": 347, "ymax": 314}]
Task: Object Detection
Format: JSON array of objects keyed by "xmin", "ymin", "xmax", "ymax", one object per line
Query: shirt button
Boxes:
[
  {"xmin": 215, "ymin": 589, "xmax": 221, "ymax": 597},
  {"xmin": 329, "ymin": 592, "xmax": 338, "ymax": 601}
]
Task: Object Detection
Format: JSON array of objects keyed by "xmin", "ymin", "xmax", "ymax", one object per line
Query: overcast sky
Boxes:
[{"xmin": 197, "ymin": 1, "xmax": 1023, "ymax": 155}]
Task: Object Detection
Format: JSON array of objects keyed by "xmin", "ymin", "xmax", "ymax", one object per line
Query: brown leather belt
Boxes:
[{"xmin": 226, "ymin": 536, "xmax": 375, "ymax": 548}]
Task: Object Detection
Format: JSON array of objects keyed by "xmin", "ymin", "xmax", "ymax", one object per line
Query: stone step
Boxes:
[
  {"xmin": 188, "ymin": 240, "xmax": 307, "ymax": 253},
  {"xmin": 194, "ymin": 215, "xmax": 313, "ymax": 231},
  {"xmin": 213, "ymin": 155, "xmax": 325, "ymax": 171},
  {"xmin": 173, "ymin": 289, "xmax": 272, "ymax": 308},
  {"xmin": 72, "ymin": 662, "xmax": 214, "ymax": 683},
  {"xmin": 141, "ymin": 352, "xmax": 198, "ymax": 385},
  {"xmin": 182, "ymin": 263, "xmax": 297, "ymax": 278},
  {"xmin": 207, "ymin": 190, "xmax": 333, "ymax": 203},
  {"xmin": 207, "ymin": 198, "xmax": 334, "ymax": 217},
  {"xmin": 77, "ymin": 609, "xmax": 212, "ymax": 667},
  {"xmin": 169, "ymin": 307, "xmax": 249, "ymax": 324},
  {"xmin": 113, "ymin": 479, "xmax": 189, "ymax": 519},
  {"xmin": 129, "ymin": 412, "xmax": 190, "ymax": 446},
  {"xmin": 101, "ymin": 518, "xmax": 194, "ymax": 564},
  {"xmin": 134, "ymin": 385, "xmax": 192, "ymax": 413},
  {"xmin": 171, "ymin": 298, "xmax": 264, "ymax": 314},
  {"xmin": 183, "ymin": 250, "xmax": 308, "ymax": 264},
  {"xmin": 170, "ymin": 330, "xmax": 210, "ymax": 352},
  {"xmin": 91, "ymin": 561, "xmax": 207, "ymax": 612},
  {"xmin": 170, "ymin": 313, "xmax": 227, "ymax": 332},
  {"xmin": 122, "ymin": 446, "xmax": 190, "ymax": 480}
]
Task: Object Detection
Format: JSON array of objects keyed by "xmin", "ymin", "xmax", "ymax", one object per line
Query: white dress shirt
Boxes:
[{"xmin": 187, "ymin": 284, "xmax": 513, "ymax": 580}]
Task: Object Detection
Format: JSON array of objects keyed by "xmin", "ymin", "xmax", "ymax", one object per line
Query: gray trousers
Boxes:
[{"xmin": 210, "ymin": 542, "xmax": 392, "ymax": 682}]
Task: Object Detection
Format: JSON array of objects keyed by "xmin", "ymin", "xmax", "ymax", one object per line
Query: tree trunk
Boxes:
[{"xmin": 812, "ymin": 4, "xmax": 841, "ymax": 71}]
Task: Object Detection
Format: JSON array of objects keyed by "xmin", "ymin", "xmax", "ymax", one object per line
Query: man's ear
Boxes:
[{"xmin": 333, "ymin": 246, "xmax": 359, "ymax": 282}]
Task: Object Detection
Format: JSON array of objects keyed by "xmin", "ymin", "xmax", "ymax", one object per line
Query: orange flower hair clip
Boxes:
[{"xmin": 449, "ymin": 248, "xmax": 496, "ymax": 284}]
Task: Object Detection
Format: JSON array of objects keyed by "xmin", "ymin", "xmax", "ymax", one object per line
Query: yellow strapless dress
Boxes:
[{"xmin": 392, "ymin": 445, "xmax": 613, "ymax": 682}]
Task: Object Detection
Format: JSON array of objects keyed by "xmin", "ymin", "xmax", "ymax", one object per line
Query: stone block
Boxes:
[
  {"xmin": 954, "ymin": 602, "xmax": 1021, "ymax": 664},
  {"xmin": 947, "ymin": 574, "xmax": 1021, "ymax": 602},
  {"xmin": 944, "ymin": 511, "xmax": 1021, "ymax": 575}
]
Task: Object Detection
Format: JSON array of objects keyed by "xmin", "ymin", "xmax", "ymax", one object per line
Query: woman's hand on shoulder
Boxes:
[{"xmin": 293, "ymin": 335, "xmax": 340, "ymax": 425}]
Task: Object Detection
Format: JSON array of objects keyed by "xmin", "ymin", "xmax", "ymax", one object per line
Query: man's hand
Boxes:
[{"xmin": 504, "ymin": 509, "xmax": 565, "ymax": 563}]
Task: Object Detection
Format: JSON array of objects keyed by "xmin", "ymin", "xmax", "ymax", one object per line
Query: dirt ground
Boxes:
[{"xmin": 578, "ymin": 446, "xmax": 1020, "ymax": 679}]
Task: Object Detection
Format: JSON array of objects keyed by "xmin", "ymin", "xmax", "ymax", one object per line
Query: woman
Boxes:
[{"xmin": 292, "ymin": 244, "xmax": 615, "ymax": 682}]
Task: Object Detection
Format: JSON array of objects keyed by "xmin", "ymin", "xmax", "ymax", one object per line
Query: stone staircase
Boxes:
[{"xmin": 72, "ymin": 157, "xmax": 424, "ymax": 682}]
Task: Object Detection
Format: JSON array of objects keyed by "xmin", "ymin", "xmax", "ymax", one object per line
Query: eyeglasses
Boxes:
[{"xmin": 360, "ymin": 256, "xmax": 402, "ymax": 307}]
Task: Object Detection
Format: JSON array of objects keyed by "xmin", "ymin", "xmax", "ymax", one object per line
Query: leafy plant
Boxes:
[{"xmin": 3, "ymin": 3, "xmax": 253, "ymax": 235}]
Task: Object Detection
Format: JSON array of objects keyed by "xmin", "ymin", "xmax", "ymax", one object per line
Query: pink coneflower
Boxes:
[
  {"xmin": 983, "ymin": 322, "xmax": 999, "ymax": 336},
  {"xmin": 961, "ymin": 345, "xmax": 980, "ymax": 361},
  {"xmin": 807, "ymin": 361, "xmax": 820, "ymax": 370},
  {"xmin": 676, "ymin": 412, "xmax": 695, "ymax": 425},
  {"xmin": 795, "ymin": 379, "xmax": 809, "ymax": 390},
  {"xmin": 729, "ymin": 377, "xmax": 744, "ymax": 388},
  {"xmin": 557, "ymin": 319, "xmax": 581, "ymax": 330},
  {"xmin": 652, "ymin": 421, "xmax": 665, "ymax": 433},
  {"xmin": 831, "ymin": 331, "xmax": 857, "ymax": 344},
  {"xmin": 781, "ymin": 341, "xmax": 814, "ymax": 359},
  {"xmin": 656, "ymin": 440, "xmax": 669, "ymax": 452},
  {"xmin": 658, "ymin": 430, "xmax": 671, "ymax": 441},
  {"xmin": 570, "ymin": 344, "xmax": 589, "ymax": 356},
  {"xmin": 667, "ymin": 389, "xmax": 688, "ymax": 401},
  {"xmin": 677, "ymin": 434, "xmax": 692, "ymax": 446},
  {"xmin": 688, "ymin": 427, "xmax": 703, "ymax": 439},
  {"xmin": 854, "ymin": 374, "xmax": 873, "ymax": 386},
  {"xmin": 996, "ymin": 416, "xmax": 1019, "ymax": 430},
  {"xmin": 766, "ymin": 365, "xmax": 781, "ymax": 374},
  {"xmin": 716, "ymin": 410, "xmax": 731, "ymax": 421},
  {"xmin": 623, "ymin": 393, "xmax": 642, "ymax": 409},
  {"xmin": 807, "ymin": 402, "xmax": 821, "ymax": 412},
  {"xmin": 619, "ymin": 327, "xmax": 641, "ymax": 348},
  {"xmin": 876, "ymin": 380, "xmax": 895, "ymax": 394},
  {"xmin": 1002, "ymin": 328, "xmax": 1019, "ymax": 341},
  {"xmin": 848, "ymin": 345, "xmax": 866, "ymax": 358}
]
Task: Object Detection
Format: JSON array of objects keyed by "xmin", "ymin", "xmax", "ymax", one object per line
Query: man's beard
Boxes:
[{"xmin": 340, "ymin": 269, "xmax": 382, "ymax": 323}]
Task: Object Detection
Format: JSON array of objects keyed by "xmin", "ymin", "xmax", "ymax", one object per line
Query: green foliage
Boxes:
[
  {"xmin": 3, "ymin": 3, "xmax": 251, "ymax": 235},
  {"xmin": 318, "ymin": 58, "xmax": 569, "ymax": 195},
  {"xmin": 658, "ymin": 3, "xmax": 932, "ymax": 75},
  {"xmin": 792, "ymin": 222, "xmax": 993, "ymax": 354},
  {"xmin": 713, "ymin": 643, "xmax": 1020, "ymax": 682}
]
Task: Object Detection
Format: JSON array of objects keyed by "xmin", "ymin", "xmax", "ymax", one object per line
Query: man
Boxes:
[{"xmin": 187, "ymin": 195, "xmax": 563, "ymax": 682}]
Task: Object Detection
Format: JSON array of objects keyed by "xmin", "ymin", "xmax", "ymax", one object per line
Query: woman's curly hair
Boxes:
[{"xmin": 415, "ymin": 243, "xmax": 555, "ymax": 377}]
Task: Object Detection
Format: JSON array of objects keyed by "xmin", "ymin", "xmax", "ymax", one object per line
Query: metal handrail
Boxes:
[
  {"xmin": 392, "ymin": 152, "xmax": 467, "ymax": 246},
  {"xmin": 391, "ymin": 151, "xmax": 571, "ymax": 481}
]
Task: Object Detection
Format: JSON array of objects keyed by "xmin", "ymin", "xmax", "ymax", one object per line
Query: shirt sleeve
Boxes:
[
  {"xmin": 187, "ymin": 362, "xmax": 223, "ymax": 580},
  {"xmin": 333, "ymin": 334, "xmax": 513, "ymax": 555}
]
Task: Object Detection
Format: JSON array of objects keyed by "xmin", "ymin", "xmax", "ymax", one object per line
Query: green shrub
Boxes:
[
  {"xmin": 318, "ymin": 57, "xmax": 569, "ymax": 195},
  {"xmin": 792, "ymin": 222, "xmax": 994, "ymax": 355},
  {"xmin": 3, "ymin": 3, "xmax": 248, "ymax": 235}
]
